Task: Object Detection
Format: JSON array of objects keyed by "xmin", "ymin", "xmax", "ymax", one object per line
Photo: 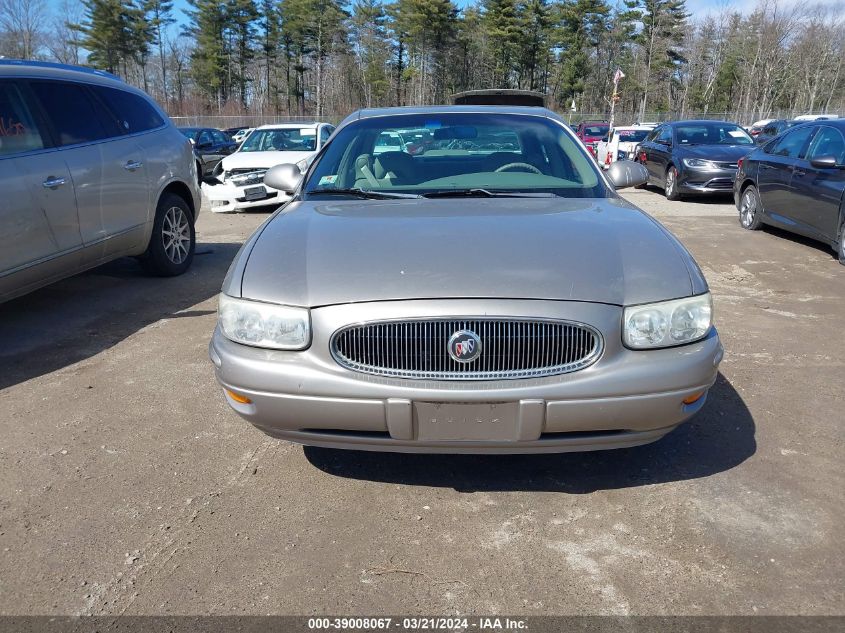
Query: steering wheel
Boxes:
[{"xmin": 495, "ymin": 162, "xmax": 542, "ymax": 174}]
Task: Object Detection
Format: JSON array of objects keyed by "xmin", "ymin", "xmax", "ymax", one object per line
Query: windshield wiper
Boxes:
[
  {"xmin": 422, "ymin": 188, "xmax": 557, "ymax": 199},
  {"xmin": 307, "ymin": 188, "xmax": 421, "ymax": 199}
]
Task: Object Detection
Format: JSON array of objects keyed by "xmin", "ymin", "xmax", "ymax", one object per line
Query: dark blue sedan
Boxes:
[{"xmin": 734, "ymin": 119, "xmax": 845, "ymax": 265}]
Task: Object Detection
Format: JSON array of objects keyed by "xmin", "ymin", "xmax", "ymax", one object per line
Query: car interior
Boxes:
[{"xmin": 321, "ymin": 123, "xmax": 599, "ymax": 192}]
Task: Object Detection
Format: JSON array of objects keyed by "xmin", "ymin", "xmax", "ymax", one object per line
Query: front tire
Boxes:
[
  {"xmin": 838, "ymin": 219, "xmax": 845, "ymax": 266},
  {"xmin": 140, "ymin": 193, "xmax": 195, "ymax": 276},
  {"xmin": 739, "ymin": 185, "xmax": 763, "ymax": 230},
  {"xmin": 665, "ymin": 166, "xmax": 681, "ymax": 201}
]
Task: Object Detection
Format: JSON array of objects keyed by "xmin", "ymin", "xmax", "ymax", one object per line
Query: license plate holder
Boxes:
[
  {"xmin": 244, "ymin": 185, "xmax": 267, "ymax": 201},
  {"xmin": 415, "ymin": 402, "xmax": 519, "ymax": 441}
]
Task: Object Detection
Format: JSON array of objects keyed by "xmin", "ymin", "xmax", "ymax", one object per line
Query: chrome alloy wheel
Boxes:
[
  {"xmin": 740, "ymin": 189, "xmax": 757, "ymax": 228},
  {"xmin": 161, "ymin": 206, "xmax": 191, "ymax": 265},
  {"xmin": 665, "ymin": 169, "xmax": 675, "ymax": 197}
]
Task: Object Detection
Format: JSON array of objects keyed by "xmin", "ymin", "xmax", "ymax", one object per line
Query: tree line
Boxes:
[{"xmin": 1, "ymin": 0, "xmax": 842, "ymax": 123}]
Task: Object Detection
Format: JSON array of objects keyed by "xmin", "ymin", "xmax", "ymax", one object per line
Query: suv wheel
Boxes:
[
  {"xmin": 140, "ymin": 192, "xmax": 195, "ymax": 276},
  {"xmin": 665, "ymin": 166, "xmax": 681, "ymax": 201},
  {"xmin": 739, "ymin": 185, "xmax": 763, "ymax": 230}
]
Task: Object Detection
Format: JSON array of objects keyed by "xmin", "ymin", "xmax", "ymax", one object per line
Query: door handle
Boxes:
[
  {"xmin": 42, "ymin": 176, "xmax": 67, "ymax": 189},
  {"xmin": 793, "ymin": 168, "xmax": 806, "ymax": 177},
  {"xmin": 124, "ymin": 160, "xmax": 143, "ymax": 171}
]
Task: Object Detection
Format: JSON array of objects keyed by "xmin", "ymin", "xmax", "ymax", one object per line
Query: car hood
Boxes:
[
  {"xmin": 679, "ymin": 144, "xmax": 754, "ymax": 162},
  {"xmin": 221, "ymin": 150, "xmax": 314, "ymax": 171},
  {"xmin": 236, "ymin": 197, "xmax": 704, "ymax": 308}
]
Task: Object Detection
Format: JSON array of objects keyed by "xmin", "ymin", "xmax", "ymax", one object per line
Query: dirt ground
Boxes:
[{"xmin": 0, "ymin": 187, "xmax": 842, "ymax": 616}]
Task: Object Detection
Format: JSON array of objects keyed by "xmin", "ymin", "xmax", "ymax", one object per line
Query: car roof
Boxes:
[
  {"xmin": 667, "ymin": 120, "xmax": 743, "ymax": 125},
  {"xmin": 0, "ymin": 59, "xmax": 124, "ymax": 87},
  {"xmin": 256, "ymin": 123, "xmax": 324, "ymax": 130},
  {"xmin": 340, "ymin": 106, "xmax": 564, "ymax": 129}
]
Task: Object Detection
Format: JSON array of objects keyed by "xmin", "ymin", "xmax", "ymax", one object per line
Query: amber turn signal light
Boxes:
[
  {"xmin": 682, "ymin": 391, "xmax": 705, "ymax": 405},
  {"xmin": 225, "ymin": 389, "xmax": 252, "ymax": 404}
]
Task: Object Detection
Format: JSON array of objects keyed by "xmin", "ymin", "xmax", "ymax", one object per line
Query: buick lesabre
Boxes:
[{"xmin": 209, "ymin": 106, "xmax": 723, "ymax": 453}]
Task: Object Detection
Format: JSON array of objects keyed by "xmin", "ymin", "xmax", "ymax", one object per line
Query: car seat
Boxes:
[{"xmin": 373, "ymin": 151, "xmax": 418, "ymax": 185}]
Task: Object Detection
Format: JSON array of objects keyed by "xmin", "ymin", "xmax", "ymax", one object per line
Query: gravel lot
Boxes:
[{"xmin": 0, "ymin": 187, "xmax": 842, "ymax": 616}]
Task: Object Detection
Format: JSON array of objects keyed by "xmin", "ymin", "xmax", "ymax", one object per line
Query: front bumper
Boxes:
[
  {"xmin": 201, "ymin": 181, "xmax": 291, "ymax": 213},
  {"xmin": 209, "ymin": 299, "xmax": 724, "ymax": 453},
  {"xmin": 677, "ymin": 167, "xmax": 737, "ymax": 195}
]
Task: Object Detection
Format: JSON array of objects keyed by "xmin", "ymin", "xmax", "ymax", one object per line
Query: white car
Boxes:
[
  {"xmin": 596, "ymin": 125, "xmax": 655, "ymax": 169},
  {"xmin": 202, "ymin": 122, "xmax": 335, "ymax": 213},
  {"xmin": 231, "ymin": 127, "xmax": 254, "ymax": 144}
]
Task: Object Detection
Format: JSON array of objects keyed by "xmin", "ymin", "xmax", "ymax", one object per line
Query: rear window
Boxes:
[
  {"xmin": 0, "ymin": 82, "xmax": 45, "ymax": 155},
  {"xmin": 92, "ymin": 86, "xmax": 164, "ymax": 134},
  {"xmin": 29, "ymin": 80, "xmax": 114, "ymax": 146}
]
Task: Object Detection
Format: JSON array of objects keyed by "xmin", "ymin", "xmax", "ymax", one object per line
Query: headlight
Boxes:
[
  {"xmin": 682, "ymin": 158, "xmax": 718, "ymax": 169},
  {"xmin": 217, "ymin": 294, "xmax": 310, "ymax": 350},
  {"xmin": 623, "ymin": 293, "xmax": 713, "ymax": 349}
]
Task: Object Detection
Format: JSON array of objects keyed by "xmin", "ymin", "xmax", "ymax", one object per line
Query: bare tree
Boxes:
[
  {"xmin": 0, "ymin": 0, "xmax": 48, "ymax": 59},
  {"xmin": 46, "ymin": 0, "xmax": 83, "ymax": 65}
]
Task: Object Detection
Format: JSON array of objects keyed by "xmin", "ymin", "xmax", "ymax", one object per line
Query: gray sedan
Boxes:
[{"xmin": 209, "ymin": 106, "xmax": 723, "ymax": 453}]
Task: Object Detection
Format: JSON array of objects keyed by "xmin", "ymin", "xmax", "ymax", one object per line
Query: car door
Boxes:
[
  {"xmin": 789, "ymin": 125, "xmax": 845, "ymax": 241},
  {"xmin": 193, "ymin": 129, "xmax": 219, "ymax": 175},
  {"xmin": 0, "ymin": 80, "xmax": 82, "ymax": 298},
  {"xmin": 214, "ymin": 128, "xmax": 238, "ymax": 152},
  {"xmin": 28, "ymin": 79, "xmax": 149, "ymax": 260},
  {"xmin": 756, "ymin": 124, "xmax": 817, "ymax": 221},
  {"xmin": 642, "ymin": 126, "xmax": 671, "ymax": 182}
]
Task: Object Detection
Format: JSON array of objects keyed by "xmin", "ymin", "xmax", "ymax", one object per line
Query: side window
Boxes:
[
  {"xmin": 211, "ymin": 129, "xmax": 230, "ymax": 144},
  {"xmin": 806, "ymin": 127, "xmax": 845, "ymax": 164},
  {"xmin": 0, "ymin": 81, "xmax": 45, "ymax": 156},
  {"xmin": 198, "ymin": 130, "xmax": 213, "ymax": 147},
  {"xmin": 657, "ymin": 126, "xmax": 672, "ymax": 143},
  {"xmin": 320, "ymin": 126, "xmax": 332, "ymax": 144},
  {"xmin": 92, "ymin": 86, "xmax": 164, "ymax": 134},
  {"xmin": 645, "ymin": 128, "xmax": 659, "ymax": 142},
  {"xmin": 767, "ymin": 126, "xmax": 816, "ymax": 158},
  {"xmin": 28, "ymin": 80, "xmax": 115, "ymax": 146}
]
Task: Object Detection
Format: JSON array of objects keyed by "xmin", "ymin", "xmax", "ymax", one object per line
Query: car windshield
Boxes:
[
  {"xmin": 676, "ymin": 123, "xmax": 753, "ymax": 146},
  {"xmin": 616, "ymin": 129, "xmax": 650, "ymax": 142},
  {"xmin": 304, "ymin": 113, "xmax": 605, "ymax": 198},
  {"xmin": 240, "ymin": 128, "xmax": 317, "ymax": 152}
]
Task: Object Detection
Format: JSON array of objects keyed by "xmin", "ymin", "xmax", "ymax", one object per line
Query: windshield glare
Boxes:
[
  {"xmin": 676, "ymin": 123, "xmax": 753, "ymax": 145},
  {"xmin": 240, "ymin": 128, "xmax": 317, "ymax": 152},
  {"xmin": 304, "ymin": 113, "xmax": 605, "ymax": 198}
]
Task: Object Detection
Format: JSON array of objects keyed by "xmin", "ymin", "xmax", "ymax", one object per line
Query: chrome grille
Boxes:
[{"xmin": 331, "ymin": 318, "xmax": 603, "ymax": 380}]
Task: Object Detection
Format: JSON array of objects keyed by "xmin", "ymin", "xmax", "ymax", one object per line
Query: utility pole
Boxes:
[{"xmin": 609, "ymin": 68, "xmax": 625, "ymax": 131}]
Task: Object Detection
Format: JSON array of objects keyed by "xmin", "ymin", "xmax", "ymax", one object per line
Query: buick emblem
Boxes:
[{"xmin": 448, "ymin": 330, "xmax": 482, "ymax": 363}]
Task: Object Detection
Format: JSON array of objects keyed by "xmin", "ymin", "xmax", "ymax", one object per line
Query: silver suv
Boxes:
[{"xmin": 0, "ymin": 61, "xmax": 200, "ymax": 303}]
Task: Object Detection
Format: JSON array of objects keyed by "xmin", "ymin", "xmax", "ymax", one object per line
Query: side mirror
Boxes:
[
  {"xmin": 263, "ymin": 163, "xmax": 303, "ymax": 193},
  {"xmin": 809, "ymin": 155, "xmax": 838, "ymax": 169},
  {"xmin": 657, "ymin": 139, "xmax": 672, "ymax": 147},
  {"xmin": 607, "ymin": 161, "xmax": 648, "ymax": 189}
]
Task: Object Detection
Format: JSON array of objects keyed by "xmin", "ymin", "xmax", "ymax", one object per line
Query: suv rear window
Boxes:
[
  {"xmin": 91, "ymin": 86, "xmax": 164, "ymax": 134},
  {"xmin": 29, "ymin": 81, "xmax": 114, "ymax": 146},
  {"xmin": 92, "ymin": 86, "xmax": 165, "ymax": 134}
]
